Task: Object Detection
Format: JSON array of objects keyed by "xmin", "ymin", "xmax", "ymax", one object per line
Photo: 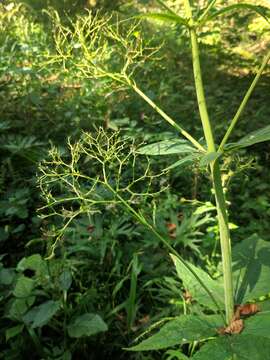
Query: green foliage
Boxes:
[
  {"xmin": 192, "ymin": 335, "xmax": 270, "ymax": 360},
  {"xmin": 1, "ymin": 1, "xmax": 270, "ymax": 359},
  {"xmin": 226, "ymin": 124, "xmax": 270, "ymax": 150},
  {"xmin": 128, "ymin": 315, "xmax": 222, "ymax": 351},
  {"xmin": 140, "ymin": 13, "xmax": 188, "ymax": 26},
  {"xmin": 23, "ymin": 300, "xmax": 61, "ymax": 328},
  {"xmin": 67, "ymin": 313, "xmax": 108, "ymax": 338},
  {"xmin": 171, "ymin": 254, "xmax": 225, "ymax": 310}
]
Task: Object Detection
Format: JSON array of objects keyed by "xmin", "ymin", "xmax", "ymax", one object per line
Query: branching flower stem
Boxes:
[{"xmin": 184, "ymin": 0, "xmax": 234, "ymax": 324}]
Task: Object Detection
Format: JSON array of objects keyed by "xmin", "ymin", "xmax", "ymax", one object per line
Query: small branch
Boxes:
[
  {"xmin": 219, "ymin": 50, "xmax": 270, "ymax": 151},
  {"xmin": 155, "ymin": 0, "xmax": 178, "ymax": 15},
  {"xmin": 129, "ymin": 80, "xmax": 206, "ymax": 152},
  {"xmin": 198, "ymin": 0, "xmax": 217, "ymax": 27}
]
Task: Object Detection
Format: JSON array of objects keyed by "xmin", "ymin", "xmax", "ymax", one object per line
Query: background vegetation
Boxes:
[{"xmin": 0, "ymin": 0, "xmax": 269, "ymax": 359}]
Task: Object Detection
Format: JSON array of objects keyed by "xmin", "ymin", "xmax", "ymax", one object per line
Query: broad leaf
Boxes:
[
  {"xmin": 244, "ymin": 312, "xmax": 270, "ymax": 339},
  {"xmin": 226, "ymin": 125, "xmax": 270, "ymax": 151},
  {"xmin": 231, "ymin": 234, "xmax": 270, "ymax": 303},
  {"xmin": 207, "ymin": 4, "xmax": 270, "ymax": 24},
  {"xmin": 23, "ymin": 300, "xmax": 61, "ymax": 328},
  {"xmin": 171, "ymin": 255, "xmax": 224, "ymax": 310},
  {"xmin": 67, "ymin": 313, "xmax": 108, "ymax": 338},
  {"xmin": 128, "ymin": 315, "xmax": 222, "ymax": 351},
  {"xmin": 138, "ymin": 139, "xmax": 197, "ymax": 156},
  {"xmin": 13, "ymin": 276, "xmax": 35, "ymax": 298},
  {"xmin": 192, "ymin": 334, "xmax": 270, "ymax": 359},
  {"xmin": 17, "ymin": 254, "xmax": 46, "ymax": 276},
  {"xmin": 8, "ymin": 297, "xmax": 35, "ymax": 320},
  {"xmin": 140, "ymin": 12, "xmax": 187, "ymax": 26}
]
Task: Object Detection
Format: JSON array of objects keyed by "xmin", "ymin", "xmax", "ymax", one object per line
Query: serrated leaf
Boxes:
[
  {"xmin": 171, "ymin": 254, "xmax": 224, "ymax": 310},
  {"xmin": 140, "ymin": 12, "xmax": 187, "ymax": 26},
  {"xmin": 128, "ymin": 315, "xmax": 222, "ymax": 351},
  {"xmin": 199, "ymin": 152, "xmax": 221, "ymax": 166},
  {"xmin": 23, "ymin": 300, "xmax": 61, "ymax": 328},
  {"xmin": 192, "ymin": 334, "xmax": 270, "ymax": 359},
  {"xmin": 226, "ymin": 125, "xmax": 270, "ymax": 151},
  {"xmin": 5, "ymin": 324, "xmax": 24, "ymax": 342},
  {"xmin": 67, "ymin": 313, "xmax": 108, "ymax": 338},
  {"xmin": 13, "ymin": 276, "xmax": 35, "ymax": 298},
  {"xmin": 138, "ymin": 140, "xmax": 197, "ymax": 156},
  {"xmin": 207, "ymin": 4, "xmax": 270, "ymax": 24},
  {"xmin": 231, "ymin": 234, "xmax": 270, "ymax": 303}
]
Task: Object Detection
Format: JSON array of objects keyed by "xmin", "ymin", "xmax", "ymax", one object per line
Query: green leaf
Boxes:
[
  {"xmin": 0, "ymin": 268, "xmax": 15, "ymax": 285},
  {"xmin": 163, "ymin": 154, "xmax": 198, "ymax": 171},
  {"xmin": 244, "ymin": 312, "xmax": 270, "ymax": 339},
  {"xmin": 166, "ymin": 350, "xmax": 189, "ymax": 360},
  {"xmin": 138, "ymin": 139, "xmax": 197, "ymax": 156},
  {"xmin": 59, "ymin": 270, "xmax": 72, "ymax": 291},
  {"xmin": 5, "ymin": 324, "xmax": 24, "ymax": 342},
  {"xmin": 199, "ymin": 152, "xmax": 221, "ymax": 166},
  {"xmin": 231, "ymin": 234, "xmax": 270, "ymax": 303},
  {"xmin": 17, "ymin": 254, "xmax": 46, "ymax": 276},
  {"xmin": 23, "ymin": 300, "xmax": 61, "ymax": 328},
  {"xmin": 13, "ymin": 276, "xmax": 35, "ymax": 298},
  {"xmin": 140, "ymin": 12, "xmax": 187, "ymax": 26},
  {"xmin": 192, "ymin": 335, "xmax": 270, "ymax": 360},
  {"xmin": 67, "ymin": 313, "xmax": 108, "ymax": 338},
  {"xmin": 171, "ymin": 254, "xmax": 224, "ymax": 310},
  {"xmin": 128, "ymin": 315, "xmax": 222, "ymax": 351},
  {"xmin": 207, "ymin": 4, "xmax": 270, "ymax": 24},
  {"xmin": 226, "ymin": 125, "xmax": 270, "ymax": 151},
  {"xmin": 8, "ymin": 297, "xmax": 35, "ymax": 320}
]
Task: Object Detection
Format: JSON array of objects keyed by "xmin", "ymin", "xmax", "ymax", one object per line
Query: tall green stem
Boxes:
[{"xmin": 184, "ymin": 0, "xmax": 234, "ymax": 324}]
